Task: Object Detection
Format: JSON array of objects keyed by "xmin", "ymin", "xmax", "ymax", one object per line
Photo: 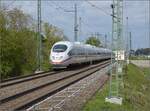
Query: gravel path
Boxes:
[
  {"xmin": 27, "ymin": 66, "xmax": 109, "ymax": 111},
  {"xmin": 0, "ymin": 65, "xmax": 93, "ymax": 101},
  {"xmin": 0, "ymin": 61, "xmax": 109, "ymax": 111}
]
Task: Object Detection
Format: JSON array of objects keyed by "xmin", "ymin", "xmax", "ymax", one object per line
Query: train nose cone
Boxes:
[{"xmin": 51, "ymin": 55, "xmax": 64, "ymax": 63}]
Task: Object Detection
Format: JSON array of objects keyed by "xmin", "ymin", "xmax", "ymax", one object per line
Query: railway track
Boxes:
[
  {"xmin": 0, "ymin": 62, "xmax": 91, "ymax": 88},
  {"xmin": 0, "ymin": 71, "xmax": 62, "ymax": 88},
  {"xmin": 1, "ymin": 70, "xmax": 52, "ymax": 83},
  {"xmin": 0, "ymin": 60, "xmax": 110, "ymax": 111},
  {"xmin": 0, "ymin": 63, "xmax": 99, "ymax": 101}
]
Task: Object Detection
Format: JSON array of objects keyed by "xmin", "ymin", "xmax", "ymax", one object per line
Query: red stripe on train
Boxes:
[{"xmin": 51, "ymin": 57, "xmax": 72, "ymax": 64}]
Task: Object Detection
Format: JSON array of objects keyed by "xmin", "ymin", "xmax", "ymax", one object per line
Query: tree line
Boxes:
[
  {"xmin": 0, "ymin": 7, "xmax": 66, "ymax": 80},
  {"xmin": 0, "ymin": 6, "xmax": 102, "ymax": 80},
  {"xmin": 134, "ymin": 48, "xmax": 150, "ymax": 56}
]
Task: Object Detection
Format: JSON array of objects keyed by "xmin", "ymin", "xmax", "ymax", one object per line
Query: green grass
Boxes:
[
  {"xmin": 129, "ymin": 56, "xmax": 150, "ymax": 60},
  {"xmin": 82, "ymin": 64, "xmax": 150, "ymax": 111}
]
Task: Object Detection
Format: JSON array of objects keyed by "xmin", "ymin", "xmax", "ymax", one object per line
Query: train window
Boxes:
[
  {"xmin": 68, "ymin": 50, "xmax": 72, "ymax": 56},
  {"xmin": 78, "ymin": 48, "xmax": 82, "ymax": 55},
  {"xmin": 53, "ymin": 44, "xmax": 67, "ymax": 52},
  {"xmin": 68, "ymin": 49, "xmax": 76, "ymax": 56}
]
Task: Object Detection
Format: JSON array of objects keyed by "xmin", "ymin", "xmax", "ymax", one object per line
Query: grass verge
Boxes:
[{"xmin": 82, "ymin": 64, "xmax": 150, "ymax": 111}]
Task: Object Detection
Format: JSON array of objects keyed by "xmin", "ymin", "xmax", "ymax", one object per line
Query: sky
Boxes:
[{"xmin": 2, "ymin": 0, "xmax": 150, "ymax": 50}]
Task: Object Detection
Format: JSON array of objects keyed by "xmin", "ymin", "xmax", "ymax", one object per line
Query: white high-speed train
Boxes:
[{"xmin": 50, "ymin": 41, "xmax": 112, "ymax": 68}]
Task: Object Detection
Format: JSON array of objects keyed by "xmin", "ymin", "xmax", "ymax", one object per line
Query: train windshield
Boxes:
[{"xmin": 53, "ymin": 44, "xmax": 67, "ymax": 52}]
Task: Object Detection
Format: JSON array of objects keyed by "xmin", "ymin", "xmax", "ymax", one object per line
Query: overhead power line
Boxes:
[
  {"xmin": 47, "ymin": 2, "xmax": 78, "ymax": 42},
  {"xmin": 47, "ymin": 1, "xmax": 70, "ymax": 12},
  {"xmin": 86, "ymin": 1, "xmax": 111, "ymax": 16},
  {"xmin": 37, "ymin": 0, "xmax": 42, "ymax": 71},
  {"xmin": 79, "ymin": 19, "xmax": 94, "ymax": 35},
  {"xmin": 86, "ymin": 1, "xmax": 119, "ymax": 19}
]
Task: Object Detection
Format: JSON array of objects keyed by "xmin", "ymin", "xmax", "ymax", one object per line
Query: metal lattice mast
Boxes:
[
  {"xmin": 126, "ymin": 17, "xmax": 129, "ymax": 62},
  {"xmin": 0, "ymin": 0, "xmax": 1, "ymax": 9},
  {"xmin": 37, "ymin": 0, "xmax": 42, "ymax": 71},
  {"xmin": 109, "ymin": 0, "xmax": 123, "ymax": 99},
  {"xmin": 74, "ymin": 4, "xmax": 78, "ymax": 42},
  {"xmin": 105, "ymin": 34, "xmax": 107, "ymax": 48},
  {"xmin": 65, "ymin": 4, "xmax": 78, "ymax": 42},
  {"xmin": 79, "ymin": 17, "xmax": 82, "ymax": 38},
  {"xmin": 129, "ymin": 32, "xmax": 132, "ymax": 55},
  {"xmin": 129, "ymin": 32, "xmax": 132, "ymax": 51},
  {"xmin": 117, "ymin": 0, "xmax": 124, "ymax": 97},
  {"xmin": 118, "ymin": 0, "xmax": 123, "ymax": 50}
]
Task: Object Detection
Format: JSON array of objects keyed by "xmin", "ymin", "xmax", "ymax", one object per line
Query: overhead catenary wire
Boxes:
[
  {"xmin": 86, "ymin": 1, "xmax": 111, "ymax": 16},
  {"xmin": 44, "ymin": 1, "xmax": 75, "ymax": 40},
  {"xmin": 46, "ymin": 2, "xmax": 78, "ymax": 42},
  {"xmin": 47, "ymin": 1, "xmax": 72, "ymax": 12},
  {"xmin": 86, "ymin": 1, "xmax": 120, "ymax": 19},
  {"xmin": 78, "ymin": 18, "xmax": 93, "ymax": 36},
  {"xmin": 47, "ymin": 2, "xmax": 94, "ymax": 41},
  {"xmin": 46, "ymin": 1, "xmax": 120, "ymax": 38}
]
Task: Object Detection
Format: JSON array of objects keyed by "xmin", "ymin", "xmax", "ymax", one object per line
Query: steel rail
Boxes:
[
  {"xmin": 0, "ymin": 62, "xmax": 93, "ymax": 88},
  {"xmin": 17, "ymin": 62, "xmax": 110, "ymax": 110},
  {"xmin": 1, "ymin": 61, "xmax": 109, "ymax": 104},
  {"xmin": 0, "ymin": 60, "xmax": 110, "ymax": 111},
  {"xmin": 1, "ymin": 70, "xmax": 52, "ymax": 83},
  {"xmin": 0, "ymin": 71, "xmax": 64, "ymax": 88}
]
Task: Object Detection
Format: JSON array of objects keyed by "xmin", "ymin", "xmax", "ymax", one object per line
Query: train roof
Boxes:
[{"xmin": 53, "ymin": 41, "xmax": 112, "ymax": 52}]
